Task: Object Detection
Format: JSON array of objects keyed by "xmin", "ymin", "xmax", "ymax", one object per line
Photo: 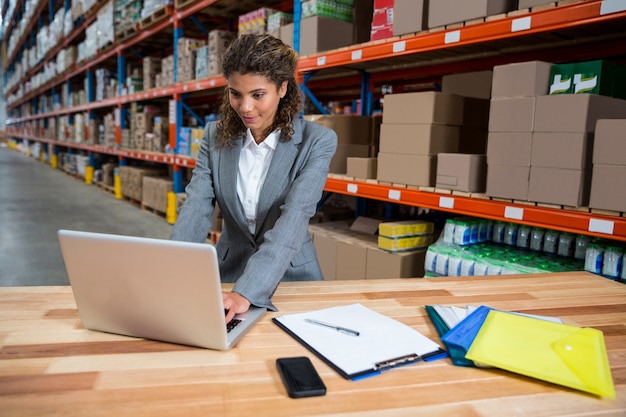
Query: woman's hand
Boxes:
[{"xmin": 223, "ymin": 291, "xmax": 251, "ymax": 323}]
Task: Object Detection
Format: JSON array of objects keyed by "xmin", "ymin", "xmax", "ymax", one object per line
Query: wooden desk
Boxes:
[{"xmin": 1, "ymin": 271, "xmax": 625, "ymax": 416}]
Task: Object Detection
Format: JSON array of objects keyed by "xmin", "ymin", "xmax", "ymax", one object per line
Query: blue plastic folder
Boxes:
[
  {"xmin": 465, "ymin": 310, "xmax": 615, "ymax": 398},
  {"xmin": 440, "ymin": 305, "xmax": 493, "ymax": 367}
]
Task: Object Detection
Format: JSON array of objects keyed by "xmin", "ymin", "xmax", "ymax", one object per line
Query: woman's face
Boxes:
[{"xmin": 228, "ymin": 72, "xmax": 287, "ymax": 142}]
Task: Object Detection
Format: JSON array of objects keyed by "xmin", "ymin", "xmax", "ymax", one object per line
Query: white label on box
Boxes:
[
  {"xmin": 351, "ymin": 50, "xmax": 362, "ymax": 61},
  {"xmin": 439, "ymin": 197, "xmax": 455, "ymax": 209},
  {"xmin": 588, "ymin": 218, "xmax": 615, "ymax": 235},
  {"xmin": 317, "ymin": 56, "xmax": 326, "ymax": 66},
  {"xmin": 210, "ymin": 79, "xmax": 216, "ymax": 86},
  {"xmin": 601, "ymin": 0, "xmax": 626, "ymax": 14},
  {"xmin": 511, "ymin": 16, "xmax": 532, "ymax": 32},
  {"xmin": 347, "ymin": 183, "xmax": 358, "ymax": 194},
  {"xmin": 444, "ymin": 30, "xmax": 461, "ymax": 44},
  {"xmin": 388, "ymin": 189, "xmax": 401, "ymax": 201},
  {"xmin": 393, "ymin": 41, "xmax": 406, "ymax": 53},
  {"xmin": 504, "ymin": 206, "xmax": 524, "ymax": 220}
]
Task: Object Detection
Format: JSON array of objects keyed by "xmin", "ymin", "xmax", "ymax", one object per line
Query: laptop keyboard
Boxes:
[
  {"xmin": 227, "ymin": 318, "xmax": 242, "ymax": 333},
  {"xmin": 224, "ymin": 309, "xmax": 242, "ymax": 333}
]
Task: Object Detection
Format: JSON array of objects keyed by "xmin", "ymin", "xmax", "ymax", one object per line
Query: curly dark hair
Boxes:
[{"xmin": 216, "ymin": 34, "xmax": 303, "ymax": 147}]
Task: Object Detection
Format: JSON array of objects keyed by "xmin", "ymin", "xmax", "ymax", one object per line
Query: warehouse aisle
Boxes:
[{"xmin": 0, "ymin": 147, "xmax": 174, "ymax": 286}]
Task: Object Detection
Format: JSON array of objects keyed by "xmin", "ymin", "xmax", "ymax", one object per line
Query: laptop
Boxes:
[{"xmin": 58, "ymin": 229, "xmax": 266, "ymax": 350}]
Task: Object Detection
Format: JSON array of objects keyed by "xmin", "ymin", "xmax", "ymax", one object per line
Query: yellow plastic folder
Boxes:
[{"xmin": 465, "ymin": 310, "xmax": 615, "ymax": 398}]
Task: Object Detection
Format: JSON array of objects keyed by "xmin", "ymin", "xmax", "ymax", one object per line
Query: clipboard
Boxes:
[
  {"xmin": 273, "ymin": 304, "xmax": 447, "ymax": 380},
  {"xmin": 465, "ymin": 310, "xmax": 616, "ymax": 398}
]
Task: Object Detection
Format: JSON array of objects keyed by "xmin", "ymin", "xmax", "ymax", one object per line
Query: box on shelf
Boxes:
[
  {"xmin": 549, "ymin": 60, "xmax": 626, "ymax": 98},
  {"xmin": 531, "ymin": 132, "xmax": 593, "ymax": 170},
  {"xmin": 593, "ymin": 119, "xmax": 626, "ymax": 166},
  {"xmin": 382, "ymin": 92, "xmax": 464, "ymax": 125},
  {"xmin": 378, "ymin": 220, "xmax": 434, "ymax": 238},
  {"xmin": 590, "ymin": 165, "xmax": 626, "ymax": 212},
  {"xmin": 379, "ymin": 123, "xmax": 460, "ymax": 155},
  {"xmin": 442, "ymin": 70, "xmax": 493, "ymax": 100},
  {"xmin": 486, "ymin": 132, "xmax": 533, "ymax": 166},
  {"xmin": 528, "ymin": 166, "xmax": 591, "ymax": 207},
  {"xmin": 393, "ymin": 0, "xmax": 427, "ymax": 36},
  {"xmin": 302, "ymin": 0, "xmax": 354, "ymax": 22},
  {"xmin": 346, "ymin": 157, "xmax": 377, "ymax": 179},
  {"xmin": 366, "ymin": 247, "xmax": 427, "ymax": 279},
  {"xmin": 436, "ymin": 153, "xmax": 487, "ymax": 193},
  {"xmin": 492, "ymin": 60, "xmax": 553, "ymax": 98},
  {"xmin": 299, "ymin": 15, "xmax": 354, "ymax": 56},
  {"xmin": 488, "ymin": 97, "xmax": 536, "ymax": 132},
  {"xmin": 330, "ymin": 144, "xmax": 371, "ymax": 174},
  {"xmin": 533, "ymin": 94, "xmax": 626, "ymax": 133},
  {"xmin": 376, "ymin": 153, "xmax": 436, "ymax": 187},
  {"xmin": 486, "ymin": 164, "xmax": 530, "ymax": 200},
  {"xmin": 428, "ymin": 0, "xmax": 517, "ymax": 28}
]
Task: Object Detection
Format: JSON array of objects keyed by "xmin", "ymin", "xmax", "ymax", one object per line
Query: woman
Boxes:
[{"xmin": 170, "ymin": 34, "xmax": 337, "ymax": 322}]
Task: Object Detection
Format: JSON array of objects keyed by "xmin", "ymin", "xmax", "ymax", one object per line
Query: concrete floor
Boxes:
[{"xmin": 0, "ymin": 146, "xmax": 173, "ymax": 286}]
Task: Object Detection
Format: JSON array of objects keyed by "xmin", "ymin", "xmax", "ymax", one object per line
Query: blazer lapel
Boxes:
[
  {"xmin": 254, "ymin": 123, "xmax": 303, "ymax": 236},
  {"xmin": 218, "ymin": 138, "xmax": 249, "ymax": 232}
]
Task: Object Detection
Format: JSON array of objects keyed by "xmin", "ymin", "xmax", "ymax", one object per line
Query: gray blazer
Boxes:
[{"xmin": 170, "ymin": 119, "xmax": 337, "ymax": 310}]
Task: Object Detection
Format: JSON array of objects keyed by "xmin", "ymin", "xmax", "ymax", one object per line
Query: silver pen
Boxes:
[{"xmin": 304, "ymin": 318, "xmax": 360, "ymax": 336}]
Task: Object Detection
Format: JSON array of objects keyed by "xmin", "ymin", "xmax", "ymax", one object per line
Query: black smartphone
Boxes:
[{"xmin": 276, "ymin": 357, "xmax": 326, "ymax": 398}]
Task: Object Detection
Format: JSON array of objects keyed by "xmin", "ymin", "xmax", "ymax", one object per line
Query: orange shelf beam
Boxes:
[{"xmin": 324, "ymin": 177, "xmax": 626, "ymax": 242}]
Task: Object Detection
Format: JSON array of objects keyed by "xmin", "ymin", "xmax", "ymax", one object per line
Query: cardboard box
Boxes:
[
  {"xmin": 393, "ymin": 0, "xmax": 427, "ymax": 36},
  {"xmin": 312, "ymin": 233, "xmax": 337, "ymax": 280},
  {"xmin": 589, "ymin": 165, "xmax": 626, "ymax": 212},
  {"xmin": 336, "ymin": 239, "xmax": 369, "ymax": 280},
  {"xmin": 377, "ymin": 153, "xmax": 437, "ymax": 187},
  {"xmin": 487, "ymin": 132, "xmax": 533, "ymax": 166},
  {"xmin": 528, "ymin": 167, "xmax": 591, "ymax": 206},
  {"xmin": 486, "ymin": 164, "xmax": 530, "ymax": 200},
  {"xmin": 488, "ymin": 97, "xmax": 536, "ymax": 132},
  {"xmin": 366, "ymin": 247, "xmax": 427, "ymax": 278},
  {"xmin": 383, "ymin": 92, "xmax": 464, "ymax": 125},
  {"xmin": 550, "ymin": 60, "xmax": 626, "ymax": 98},
  {"xmin": 329, "ymin": 144, "xmax": 371, "ymax": 174},
  {"xmin": 442, "ymin": 71, "xmax": 493, "ymax": 99},
  {"xmin": 534, "ymin": 94, "xmax": 626, "ymax": 133},
  {"xmin": 347, "ymin": 157, "xmax": 377, "ymax": 179},
  {"xmin": 428, "ymin": 0, "xmax": 517, "ymax": 28},
  {"xmin": 379, "ymin": 124, "xmax": 460, "ymax": 155},
  {"xmin": 305, "ymin": 115, "xmax": 373, "ymax": 145},
  {"xmin": 531, "ymin": 132, "xmax": 593, "ymax": 170},
  {"xmin": 436, "ymin": 153, "xmax": 487, "ymax": 192},
  {"xmin": 492, "ymin": 61, "xmax": 553, "ymax": 98},
  {"xmin": 299, "ymin": 16, "xmax": 354, "ymax": 56},
  {"xmin": 593, "ymin": 119, "xmax": 626, "ymax": 165}
]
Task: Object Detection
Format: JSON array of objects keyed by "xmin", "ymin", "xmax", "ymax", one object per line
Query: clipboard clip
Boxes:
[{"xmin": 374, "ymin": 353, "xmax": 421, "ymax": 371}]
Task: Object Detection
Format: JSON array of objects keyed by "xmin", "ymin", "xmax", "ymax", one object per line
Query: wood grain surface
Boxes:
[{"xmin": 1, "ymin": 272, "xmax": 625, "ymax": 417}]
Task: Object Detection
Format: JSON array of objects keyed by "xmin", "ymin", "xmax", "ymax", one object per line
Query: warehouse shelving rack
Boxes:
[{"xmin": 3, "ymin": 0, "xmax": 626, "ymax": 241}]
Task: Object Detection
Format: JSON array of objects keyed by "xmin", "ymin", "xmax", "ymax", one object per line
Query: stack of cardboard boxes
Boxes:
[
  {"xmin": 118, "ymin": 166, "xmax": 164, "ymax": 202},
  {"xmin": 143, "ymin": 56, "xmax": 161, "ymax": 90},
  {"xmin": 309, "ymin": 218, "xmax": 429, "ymax": 280},
  {"xmin": 486, "ymin": 60, "xmax": 626, "ymax": 207},
  {"xmin": 142, "ymin": 176, "xmax": 173, "ymax": 214},
  {"xmin": 590, "ymin": 120, "xmax": 626, "ymax": 212},
  {"xmin": 377, "ymin": 91, "xmax": 464, "ymax": 187},
  {"xmin": 155, "ymin": 54, "xmax": 174, "ymax": 88},
  {"xmin": 486, "ymin": 61, "xmax": 551, "ymax": 201},
  {"xmin": 177, "ymin": 37, "xmax": 205, "ymax": 84}
]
